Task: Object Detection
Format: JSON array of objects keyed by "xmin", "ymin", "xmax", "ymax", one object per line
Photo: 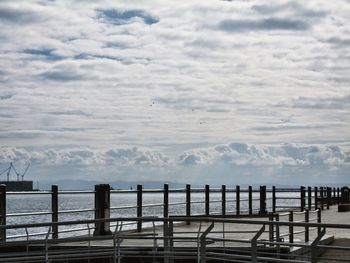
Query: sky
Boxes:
[{"xmin": 0, "ymin": 0, "xmax": 349, "ymax": 186}]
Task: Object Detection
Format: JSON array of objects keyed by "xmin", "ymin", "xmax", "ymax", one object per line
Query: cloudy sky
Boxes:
[{"xmin": 0, "ymin": 0, "xmax": 349, "ymax": 186}]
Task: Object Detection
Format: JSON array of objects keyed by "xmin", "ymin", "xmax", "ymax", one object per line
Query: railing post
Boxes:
[
  {"xmin": 94, "ymin": 184, "xmax": 111, "ymax": 235},
  {"xmin": 337, "ymin": 187, "xmax": 340, "ymax": 204},
  {"xmin": 308, "ymin": 186, "xmax": 312, "ymax": 210},
  {"xmin": 51, "ymin": 185, "xmax": 58, "ymax": 239},
  {"xmin": 311, "ymin": 228, "xmax": 326, "ymax": 263},
  {"xmin": 333, "ymin": 187, "xmax": 336, "ymax": 204},
  {"xmin": 251, "ymin": 225, "xmax": 265, "ymax": 263},
  {"xmin": 259, "ymin": 185, "xmax": 267, "ymax": 215},
  {"xmin": 314, "ymin": 187, "xmax": 318, "ymax": 210},
  {"xmin": 341, "ymin": 186, "xmax": 350, "ymax": 204},
  {"xmin": 137, "ymin": 184, "xmax": 142, "ymax": 232},
  {"xmin": 186, "ymin": 184, "xmax": 191, "ymax": 225},
  {"xmin": 305, "ymin": 209, "xmax": 309, "ymax": 242},
  {"xmin": 0, "ymin": 185, "xmax": 6, "ymax": 242},
  {"xmin": 205, "ymin": 185, "xmax": 210, "ymax": 216},
  {"xmin": 236, "ymin": 185, "xmax": 240, "ymax": 215},
  {"xmin": 326, "ymin": 187, "xmax": 331, "ymax": 209},
  {"xmin": 164, "ymin": 184, "xmax": 169, "ymax": 218},
  {"xmin": 275, "ymin": 214, "xmax": 281, "ymax": 258},
  {"xmin": 317, "ymin": 209, "xmax": 321, "ymax": 235},
  {"xmin": 289, "ymin": 211, "xmax": 294, "ymax": 243},
  {"xmin": 300, "ymin": 186, "xmax": 305, "ymax": 212},
  {"xmin": 199, "ymin": 222, "xmax": 214, "ymax": 263},
  {"xmin": 269, "ymin": 214, "xmax": 274, "ymax": 246},
  {"xmin": 221, "ymin": 185, "xmax": 226, "ymax": 216},
  {"xmin": 272, "ymin": 186, "xmax": 276, "ymax": 213},
  {"xmin": 163, "ymin": 224, "xmax": 169, "ymax": 263},
  {"xmin": 320, "ymin": 187, "xmax": 324, "ymax": 210},
  {"xmin": 248, "ymin": 186, "xmax": 252, "ymax": 215}
]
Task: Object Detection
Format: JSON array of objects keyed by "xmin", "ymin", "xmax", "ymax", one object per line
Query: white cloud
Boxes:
[
  {"xmin": 178, "ymin": 143, "xmax": 350, "ymax": 166},
  {"xmin": 0, "ymin": 143, "xmax": 348, "ymax": 184}
]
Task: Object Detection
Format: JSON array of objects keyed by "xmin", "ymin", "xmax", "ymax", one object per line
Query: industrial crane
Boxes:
[{"xmin": 0, "ymin": 162, "xmax": 30, "ymax": 181}]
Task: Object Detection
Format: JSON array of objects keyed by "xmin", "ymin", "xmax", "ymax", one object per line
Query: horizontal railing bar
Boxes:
[
  {"xmin": 58, "ymin": 191, "xmax": 95, "ymax": 194},
  {"xmin": 168, "ymin": 201, "xmax": 186, "ymax": 206},
  {"xmin": 7, "ymin": 211, "xmax": 52, "ymax": 217},
  {"xmin": 275, "ymin": 206, "xmax": 300, "ymax": 208},
  {"xmin": 293, "ymin": 211, "xmax": 307, "ymax": 215},
  {"xmin": 58, "ymin": 226, "xmax": 95, "ymax": 234},
  {"xmin": 142, "ymin": 203, "xmax": 164, "ymax": 208},
  {"xmin": 58, "ymin": 208, "xmax": 95, "ymax": 214},
  {"xmin": 110, "ymin": 205, "xmax": 137, "ymax": 210},
  {"xmin": 1, "ymin": 216, "xmax": 349, "ymax": 230},
  {"xmin": 110, "ymin": 189, "xmax": 136, "ymax": 193},
  {"xmin": 7, "ymin": 231, "xmax": 50, "ymax": 239},
  {"xmin": 7, "ymin": 191, "xmax": 51, "ymax": 195}
]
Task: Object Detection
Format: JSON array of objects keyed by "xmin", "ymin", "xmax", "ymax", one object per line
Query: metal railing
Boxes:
[
  {"xmin": 0, "ymin": 184, "xmax": 346, "ymax": 241},
  {"xmin": 0, "ymin": 215, "xmax": 349, "ymax": 262}
]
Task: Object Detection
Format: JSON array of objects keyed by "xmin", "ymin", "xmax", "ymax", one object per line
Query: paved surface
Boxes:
[{"xmin": 57, "ymin": 204, "xmax": 350, "ymax": 262}]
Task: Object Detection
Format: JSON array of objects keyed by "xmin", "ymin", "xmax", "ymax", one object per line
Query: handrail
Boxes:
[
  {"xmin": 1, "ymin": 216, "xmax": 350, "ymax": 230},
  {"xmin": 7, "ymin": 211, "xmax": 53, "ymax": 217}
]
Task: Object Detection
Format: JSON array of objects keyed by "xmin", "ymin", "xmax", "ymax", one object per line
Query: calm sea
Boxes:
[{"xmin": 6, "ymin": 192, "xmax": 299, "ymax": 239}]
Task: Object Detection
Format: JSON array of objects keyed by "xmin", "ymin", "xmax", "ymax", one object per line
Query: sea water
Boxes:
[{"xmin": 5, "ymin": 192, "xmax": 300, "ymax": 239}]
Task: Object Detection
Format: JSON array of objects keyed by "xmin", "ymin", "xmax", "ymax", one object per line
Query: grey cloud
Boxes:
[
  {"xmin": 0, "ymin": 93, "xmax": 14, "ymax": 100},
  {"xmin": 97, "ymin": 9, "xmax": 159, "ymax": 26},
  {"xmin": 24, "ymin": 49, "xmax": 63, "ymax": 61},
  {"xmin": 326, "ymin": 37, "xmax": 350, "ymax": 47},
  {"xmin": 275, "ymin": 95, "xmax": 350, "ymax": 110},
  {"xmin": 252, "ymin": 2, "xmax": 327, "ymax": 18},
  {"xmin": 39, "ymin": 71, "xmax": 83, "ymax": 82},
  {"xmin": 0, "ymin": 5, "xmax": 42, "ymax": 24},
  {"xmin": 48, "ymin": 110, "xmax": 91, "ymax": 117},
  {"xmin": 156, "ymin": 96, "xmax": 234, "ymax": 112},
  {"xmin": 39, "ymin": 64, "xmax": 84, "ymax": 82},
  {"xmin": 252, "ymin": 124, "xmax": 326, "ymax": 132},
  {"xmin": 218, "ymin": 18, "xmax": 309, "ymax": 32}
]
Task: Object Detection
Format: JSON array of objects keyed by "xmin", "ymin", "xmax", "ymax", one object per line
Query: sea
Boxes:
[{"xmin": 6, "ymin": 191, "xmax": 300, "ymax": 239}]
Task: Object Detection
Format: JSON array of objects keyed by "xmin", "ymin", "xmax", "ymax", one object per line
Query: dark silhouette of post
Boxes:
[
  {"xmin": 164, "ymin": 184, "xmax": 169, "ymax": 218},
  {"xmin": 236, "ymin": 185, "xmax": 240, "ymax": 215},
  {"xmin": 0, "ymin": 185, "xmax": 6, "ymax": 241},
  {"xmin": 341, "ymin": 187, "xmax": 349, "ymax": 204},
  {"xmin": 320, "ymin": 187, "xmax": 324, "ymax": 210},
  {"xmin": 259, "ymin": 185, "xmax": 267, "ymax": 215},
  {"xmin": 51, "ymin": 185, "xmax": 58, "ymax": 239},
  {"xmin": 205, "ymin": 185, "xmax": 210, "ymax": 216},
  {"xmin": 272, "ymin": 186, "xmax": 276, "ymax": 213},
  {"xmin": 137, "ymin": 184, "xmax": 142, "ymax": 232},
  {"xmin": 308, "ymin": 187, "xmax": 312, "ymax": 210},
  {"xmin": 289, "ymin": 211, "xmax": 294, "ymax": 243},
  {"xmin": 300, "ymin": 186, "xmax": 305, "ymax": 211},
  {"xmin": 326, "ymin": 187, "xmax": 331, "ymax": 209},
  {"xmin": 314, "ymin": 187, "xmax": 318, "ymax": 210},
  {"xmin": 94, "ymin": 184, "xmax": 111, "ymax": 235},
  {"xmin": 186, "ymin": 184, "xmax": 191, "ymax": 225},
  {"xmin": 248, "ymin": 186, "xmax": 252, "ymax": 215},
  {"xmin": 221, "ymin": 185, "xmax": 226, "ymax": 216},
  {"xmin": 305, "ymin": 209, "xmax": 309, "ymax": 242},
  {"xmin": 317, "ymin": 209, "xmax": 322, "ymax": 235}
]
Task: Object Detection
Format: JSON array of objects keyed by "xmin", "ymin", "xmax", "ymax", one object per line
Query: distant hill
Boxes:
[{"xmin": 39, "ymin": 179, "xmax": 190, "ymax": 190}]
